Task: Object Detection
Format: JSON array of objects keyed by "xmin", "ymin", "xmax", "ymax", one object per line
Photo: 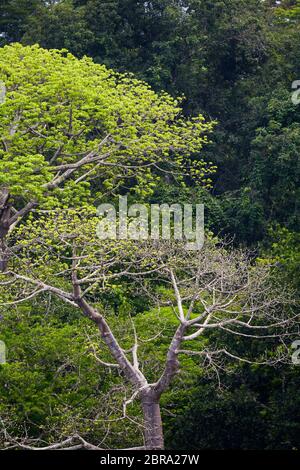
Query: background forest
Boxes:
[{"xmin": 0, "ymin": 0, "xmax": 299, "ymax": 450}]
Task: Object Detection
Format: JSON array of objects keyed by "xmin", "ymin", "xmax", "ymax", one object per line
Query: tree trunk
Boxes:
[
  {"xmin": 0, "ymin": 188, "xmax": 12, "ymax": 272},
  {"xmin": 141, "ymin": 391, "xmax": 164, "ymax": 450}
]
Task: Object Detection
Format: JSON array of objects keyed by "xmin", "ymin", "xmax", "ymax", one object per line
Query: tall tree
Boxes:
[{"xmin": 0, "ymin": 213, "xmax": 294, "ymax": 449}]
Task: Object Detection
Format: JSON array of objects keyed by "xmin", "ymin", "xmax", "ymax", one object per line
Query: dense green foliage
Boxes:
[
  {"xmin": 0, "ymin": 42, "xmax": 213, "ymax": 204},
  {"xmin": 0, "ymin": 0, "xmax": 299, "ymax": 450}
]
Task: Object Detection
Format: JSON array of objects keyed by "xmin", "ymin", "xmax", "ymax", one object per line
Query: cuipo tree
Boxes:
[
  {"xmin": 0, "ymin": 43, "xmax": 214, "ymax": 270},
  {"xmin": 0, "ymin": 211, "xmax": 295, "ymax": 450}
]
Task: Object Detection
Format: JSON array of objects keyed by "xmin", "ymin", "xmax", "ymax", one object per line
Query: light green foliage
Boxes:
[
  {"xmin": 0, "ymin": 43, "xmax": 214, "ymax": 207},
  {"xmin": 275, "ymin": 0, "xmax": 300, "ymax": 21}
]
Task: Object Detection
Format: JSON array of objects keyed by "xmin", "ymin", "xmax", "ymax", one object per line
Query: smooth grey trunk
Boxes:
[
  {"xmin": 75, "ymin": 294, "xmax": 167, "ymax": 449},
  {"xmin": 141, "ymin": 391, "xmax": 164, "ymax": 450}
]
